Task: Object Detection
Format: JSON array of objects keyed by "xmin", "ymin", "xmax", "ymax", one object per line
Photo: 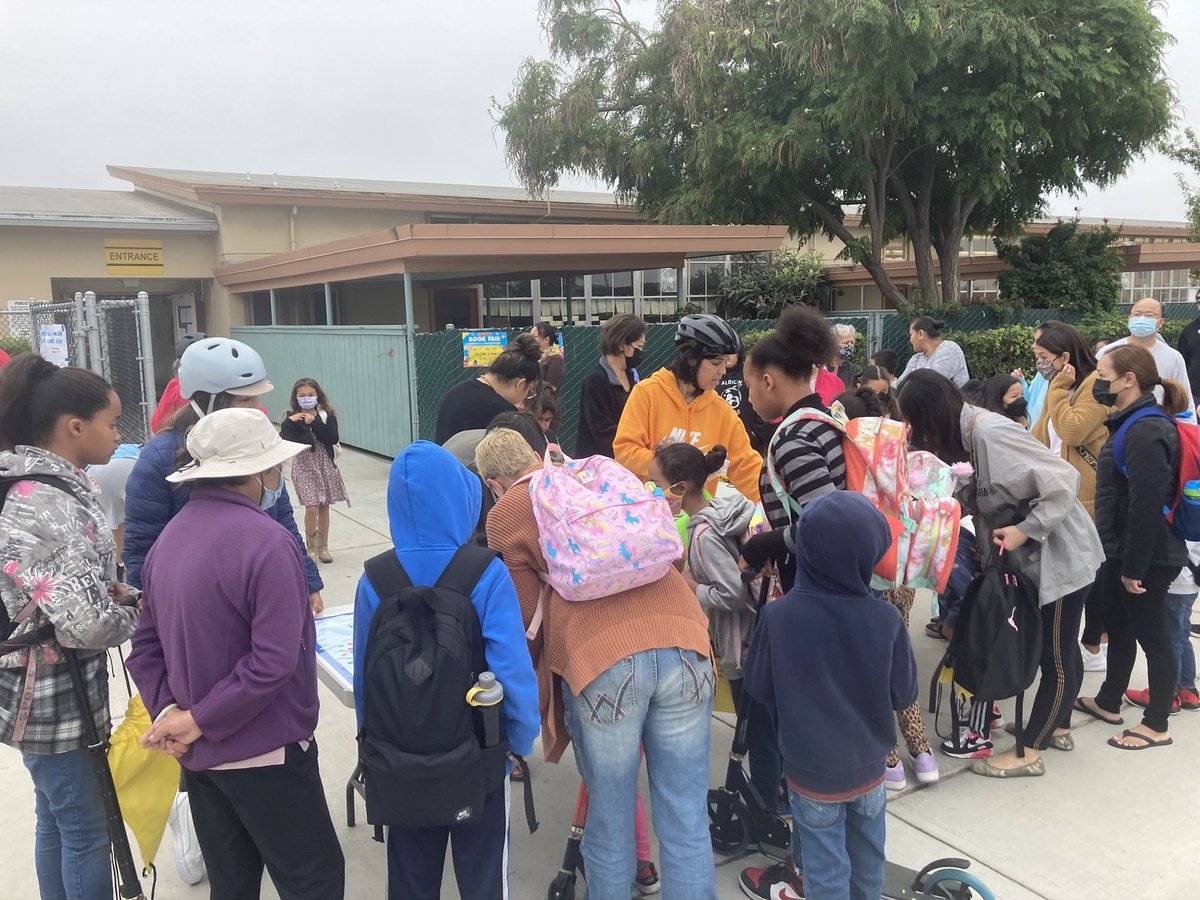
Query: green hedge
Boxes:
[
  {"xmin": 947, "ymin": 325, "xmax": 1037, "ymax": 380},
  {"xmin": 0, "ymin": 337, "xmax": 31, "ymax": 357}
]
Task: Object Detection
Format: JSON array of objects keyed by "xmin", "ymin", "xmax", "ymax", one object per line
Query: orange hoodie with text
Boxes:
[{"xmin": 614, "ymin": 367, "xmax": 762, "ymax": 501}]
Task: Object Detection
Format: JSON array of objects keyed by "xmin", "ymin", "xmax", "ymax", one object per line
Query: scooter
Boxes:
[
  {"xmin": 706, "ymin": 676, "xmax": 791, "ymax": 860},
  {"xmin": 882, "ymin": 858, "xmax": 996, "ymax": 899},
  {"xmin": 546, "ymin": 780, "xmax": 589, "ymax": 900}
]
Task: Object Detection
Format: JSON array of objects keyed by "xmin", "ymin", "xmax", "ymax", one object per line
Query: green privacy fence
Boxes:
[
  {"xmin": 414, "ymin": 315, "xmax": 874, "ymax": 453},
  {"xmin": 230, "ymin": 325, "xmax": 415, "ymax": 456}
]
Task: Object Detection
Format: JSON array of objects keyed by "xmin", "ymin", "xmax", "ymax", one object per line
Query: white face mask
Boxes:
[{"xmin": 297, "ymin": 396, "xmax": 319, "ymax": 410}]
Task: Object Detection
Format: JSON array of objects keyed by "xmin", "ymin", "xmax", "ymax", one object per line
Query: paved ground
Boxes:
[{"xmin": 4, "ymin": 446, "xmax": 1198, "ymax": 898}]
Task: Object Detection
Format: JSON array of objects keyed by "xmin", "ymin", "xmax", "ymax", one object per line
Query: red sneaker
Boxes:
[
  {"xmin": 1178, "ymin": 688, "xmax": 1200, "ymax": 711},
  {"xmin": 740, "ymin": 860, "xmax": 804, "ymax": 899},
  {"xmin": 1124, "ymin": 688, "xmax": 1181, "ymax": 715}
]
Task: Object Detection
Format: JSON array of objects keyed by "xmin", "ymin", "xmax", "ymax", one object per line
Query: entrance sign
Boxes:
[{"xmin": 105, "ymin": 238, "xmax": 164, "ymax": 275}]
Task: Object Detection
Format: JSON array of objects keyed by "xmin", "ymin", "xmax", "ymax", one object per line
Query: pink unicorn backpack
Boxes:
[{"xmin": 529, "ymin": 445, "xmax": 682, "ymax": 603}]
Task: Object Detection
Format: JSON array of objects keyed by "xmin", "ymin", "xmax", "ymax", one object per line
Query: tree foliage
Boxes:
[
  {"xmin": 995, "ymin": 221, "xmax": 1123, "ymax": 314},
  {"xmin": 1163, "ymin": 128, "xmax": 1200, "ymax": 252},
  {"xmin": 949, "ymin": 324, "xmax": 1037, "ymax": 380},
  {"xmin": 716, "ymin": 249, "xmax": 828, "ymax": 318},
  {"xmin": 497, "ymin": 0, "xmax": 1174, "ymax": 314}
]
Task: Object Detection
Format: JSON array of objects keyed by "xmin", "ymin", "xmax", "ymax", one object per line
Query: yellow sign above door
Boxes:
[{"xmin": 105, "ymin": 238, "xmax": 164, "ymax": 275}]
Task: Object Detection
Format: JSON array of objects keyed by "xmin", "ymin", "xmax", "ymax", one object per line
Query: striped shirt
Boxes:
[{"xmin": 760, "ymin": 398, "xmax": 848, "ymax": 540}]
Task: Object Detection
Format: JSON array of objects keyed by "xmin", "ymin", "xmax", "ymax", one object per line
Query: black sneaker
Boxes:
[
  {"xmin": 940, "ymin": 728, "xmax": 994, "ymax": 759},
  {"xmin": 740, "ymin": 860, "xmax": 804, "ymax": 899},
  {"xmin": 634, "ymin": 861, "xmax": 660, "ymax": 895}
]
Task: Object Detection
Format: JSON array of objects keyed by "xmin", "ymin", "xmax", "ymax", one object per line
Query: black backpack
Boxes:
[
  {"xmin": 358, "ymin": 544, "xmax": 510, "ymax": 828},
  {"xmin": 946, "ymin": 555, "xmax": 1042, "ymax": 701}
]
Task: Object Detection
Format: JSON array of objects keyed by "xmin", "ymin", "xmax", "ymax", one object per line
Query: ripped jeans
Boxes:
[{"xmin": 563, "ymin": 648, "xmax": 717, "ymax": 900}]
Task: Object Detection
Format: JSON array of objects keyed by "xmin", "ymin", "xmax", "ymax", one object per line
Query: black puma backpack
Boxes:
[{"xmin": 357, "ymin": 544, "xmax": 508, "ymax": 828}]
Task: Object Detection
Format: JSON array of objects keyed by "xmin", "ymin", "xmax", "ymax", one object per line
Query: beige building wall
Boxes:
[{"xmin": 0, "ymin": 226, "xmax": 216, "ymax": 303}]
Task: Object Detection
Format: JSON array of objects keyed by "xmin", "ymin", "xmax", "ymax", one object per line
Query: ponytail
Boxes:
[
  {"xmin": 1162, "ymin": 379, "xmax": 1191, "ymax": 417},
  {"xmin": 654, "ymin": 441, "xmax": 727, "ymax": 491},
  {"xmin": 0, "ymin": 352, "xmax": 113, "ymax": 451}
]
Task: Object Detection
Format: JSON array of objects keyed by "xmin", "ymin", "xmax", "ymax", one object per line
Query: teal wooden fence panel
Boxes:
[{"xmin": 230, "ymin": 326, "xmax": 414, "ymax": 456}]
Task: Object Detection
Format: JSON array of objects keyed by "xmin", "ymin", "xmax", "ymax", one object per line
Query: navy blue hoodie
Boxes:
[{"xmin": 744, "ymin": 491, "xmax": 918, "ymax": 797}]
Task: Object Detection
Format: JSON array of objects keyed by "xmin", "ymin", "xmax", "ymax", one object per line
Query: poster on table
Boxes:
[
  {"xmin": 37, "ymin": 324, "xmax": 69, "ymax": 367},
  {"xmin": 461, "ymin": 330, "xmax": 507, "ymax": 368}
]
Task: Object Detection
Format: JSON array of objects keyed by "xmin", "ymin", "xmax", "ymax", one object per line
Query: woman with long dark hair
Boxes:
[
  {"xmin": 898, "ymin": 370, "xmax": 1103, "ymax": 776},
  {"xmin": 435, "ymin": 334, "xmax": 542, "ymax": 445},
  {"xmin": 0, "ymin": 354, "xmax": 140, "ymax": 899},
  {"xmin": 1076, "ymin": 346, "xmax": 1191, "ymax": 750},
  {"xmin": 1029, "ymin": 325, "xmax": 1110, "ymax": 673}
]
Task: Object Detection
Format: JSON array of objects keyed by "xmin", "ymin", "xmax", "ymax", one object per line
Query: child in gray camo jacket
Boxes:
[{"xmin": 0, "ymin": 353, "xmax": 138, "ymax": 900}]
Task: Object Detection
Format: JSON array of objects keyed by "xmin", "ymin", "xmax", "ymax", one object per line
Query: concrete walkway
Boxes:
[{"xmin": 4, "ymin": 446, "xmax": 1197, "ymax": 898}]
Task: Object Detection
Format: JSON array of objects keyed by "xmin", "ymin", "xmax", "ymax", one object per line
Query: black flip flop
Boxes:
[
  {"xmin": 1107, "ymin": 729, "xmax": 1173, "ymax": 750},
  {"xmin": 924, "ymin": 622, "xmax": 948, "ymax": 640},
  {"xmin": 1073, "ymin": 697, "xmax": 1124, "ymax": 726}
]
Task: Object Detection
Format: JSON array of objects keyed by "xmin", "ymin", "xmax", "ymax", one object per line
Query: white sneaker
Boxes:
[
  {"xmin": 1081, "ymin": 643, "xmax": 1107, "ymax": 673},
  {"xmin": 168, "ymin": 792, "xmax": 206, "ymax": 885}
]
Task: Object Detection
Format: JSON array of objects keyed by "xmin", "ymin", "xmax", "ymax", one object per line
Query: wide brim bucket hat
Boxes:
[{"xmin": 167, "ymin": 408, "xmax": 307, "ymax": 483}]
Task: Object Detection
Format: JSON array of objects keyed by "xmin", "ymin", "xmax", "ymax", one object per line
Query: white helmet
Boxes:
[{"xmin": 178, "ymin": 337, "xmax": 273, "ymax": 403}]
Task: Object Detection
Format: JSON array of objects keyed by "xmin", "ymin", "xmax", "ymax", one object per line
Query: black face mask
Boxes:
[
  {"xmin": 1005, "ymin": 397, "xmax": 1029, "ymax": 421},
  {"xmin": 1092, "ymin": 378, "xmax": 1119, "ymax": 407},
  {"xmin": 627, "ymin": 349, "xmax": 645, "ymax": 370}
]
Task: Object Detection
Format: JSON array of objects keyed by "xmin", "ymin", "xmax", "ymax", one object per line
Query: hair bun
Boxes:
[
  {"xmin": 704, "ymin": 444, "xmax": 728, "ymax": 475},
  {"xmin": 510, "ymin": 332, "xmax": 541, "ymax": 362},
  {"xmin": 933, "ymin": 319, "xmax": 946, "ymax": 330}
]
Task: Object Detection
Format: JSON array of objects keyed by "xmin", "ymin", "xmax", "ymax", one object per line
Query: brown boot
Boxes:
[
  {"xmin": 317, "ymin": 532, "xmax": 333, "ymax": 564},
  {"xmin": 305, "ymin": 531, "xmax": 319, "ymax": 561}
]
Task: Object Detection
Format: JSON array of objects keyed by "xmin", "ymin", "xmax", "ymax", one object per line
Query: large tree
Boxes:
[{"xmin": 497, "ymin": 0, "xmax": 1174, "ymax": 313}]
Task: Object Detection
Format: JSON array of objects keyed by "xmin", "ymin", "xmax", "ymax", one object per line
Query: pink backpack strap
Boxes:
[{"xmin": 526, "ymin": 579, "xmax": 549, "ymax": 641}]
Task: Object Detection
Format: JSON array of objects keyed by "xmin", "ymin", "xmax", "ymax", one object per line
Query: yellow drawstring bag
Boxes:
[{"xmin": 107, "ymin": 695, "xmax": 180, "ymax": 874}]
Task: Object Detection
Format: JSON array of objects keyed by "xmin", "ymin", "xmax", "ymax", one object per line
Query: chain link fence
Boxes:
[{"xmin": 0, "ymin": 292, "xmax": 157, "ymax": 444}]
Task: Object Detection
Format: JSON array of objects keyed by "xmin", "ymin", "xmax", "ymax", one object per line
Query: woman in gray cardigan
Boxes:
[{"xmin": 898, "ymin": 370, "xmax": 1104, "ymax": 778}]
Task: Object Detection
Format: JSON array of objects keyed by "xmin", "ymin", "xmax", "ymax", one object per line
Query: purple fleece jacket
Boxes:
[{"xmin": 126, "ymin": 486, "xmax": 318, "ymax": 771}]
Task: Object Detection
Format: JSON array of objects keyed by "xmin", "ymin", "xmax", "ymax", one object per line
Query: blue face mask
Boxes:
[
  {"xmin": 256, "ymin": 467, "xmax": 284, "ymax": 511},
  {"xmin": 1128, "ymin": 316, "xmax": 1158, "ymax": 338}
]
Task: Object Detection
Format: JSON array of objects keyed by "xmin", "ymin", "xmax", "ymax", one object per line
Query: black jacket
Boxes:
[
  {"xmin": 575, "ymin": 357, "xmax": 634, "ymax": 458},
  {"xmin": 717, "ymin": 364, "xmax": 776, "ymax": 454},
  {"xmin": 1094, "ymin": 395, "xmax": 1186, "ymax": 580},
  {"xmin": 280, "ymin": 410, "xmax": 339, "ymax": 460},
  {"xmin": 1176, "ymin": 315, "xmax": 1200, "ymax": 401},
  {"xmin": 434, "ymin": 379, "xmax": 518, "ymax": 445},
  {"xmin": 833, "ymin": 361, "xmax": 863, "ymax": 392}
]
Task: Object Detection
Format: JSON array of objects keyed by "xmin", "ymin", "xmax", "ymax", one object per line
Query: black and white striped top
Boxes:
[{"xmin": 760, "ymin": 399, "xmax": 848, "ymax": 540}]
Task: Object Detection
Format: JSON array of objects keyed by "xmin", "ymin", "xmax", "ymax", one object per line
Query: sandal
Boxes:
[
  {"xmin": 1107, "ymin": 729, "xmax": 1173, "ymax": 751},
  {"xmin": 969, "ymin": 756, "xmax": 1045, "ymax": 778},
  {"xmin": 924, "ymin": 621, "xmax": 948, "ymax": 640},
  {"xmin": 1073, "ymin": 697, "xmax": 1124, "ymax": 726}
]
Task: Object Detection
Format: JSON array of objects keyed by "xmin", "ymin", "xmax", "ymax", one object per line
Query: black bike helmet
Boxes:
[
  {"xmin": 674, "ymin": 314, "xmax": 740, "ymax": 357},
  {"xmin": 175, "ymin": 331, "xmax": 208, "ymax": 360}
]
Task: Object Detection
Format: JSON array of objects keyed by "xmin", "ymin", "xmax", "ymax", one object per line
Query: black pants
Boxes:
[
  {"xmin": 729, "ymin": 678, "xmax": 782, "ymax": 808},
  {"xmin": 387, "ymin": 781, "xmax": 509, "ymax": 900},
  {"xmin": 1023, "ymin": 586, "xmax": 1087, "ymax": 749},
  {"xmin": 184, "ymin": 740, "xmax": 345, "ymax": 900},
  {"xmin": 1080, "ymin": 577, "xmax": 1106, "ymax": 648},
  {"xmin": 1095, "ymin": 561, "xmax": 1179, "ymax": 733}
]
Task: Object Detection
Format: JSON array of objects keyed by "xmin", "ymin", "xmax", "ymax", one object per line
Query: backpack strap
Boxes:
[
  {"xmin": 434, "ymin": 545, "xmax": 500, "ymax": 596},
  {"xmin": 363, "ymin": 549, "xmax": 414, "ymax": 601},
  {"xmin": 1112, "ymin": 407, "xmax": 1171, "ymax": 477},
  {"xmin": 765, "ymin": 407, "xmax": 847, "ymax": 523}
]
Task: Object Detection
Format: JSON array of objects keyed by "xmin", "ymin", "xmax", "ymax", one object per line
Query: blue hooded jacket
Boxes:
[
  {"xmin": 122, "ymin": 429, "xmax": 323, "ymax": 594},
  {"xmin": 351, "ymin": 441, "xmax": 539, "ymax": 759},
  {"xmin": 744, "ymin": 491, "xmax": 918, "ymax": 797}
]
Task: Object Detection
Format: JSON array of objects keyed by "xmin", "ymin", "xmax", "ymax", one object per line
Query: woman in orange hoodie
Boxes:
[{"xmin": 614, "ymin": 314, "xmax": 762, "ymax": 501}]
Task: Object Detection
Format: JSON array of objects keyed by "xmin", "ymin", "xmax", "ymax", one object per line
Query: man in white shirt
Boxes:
[{"xmin": 1097, "ymin": 297, "xmax": 1193, "ymax": 411}]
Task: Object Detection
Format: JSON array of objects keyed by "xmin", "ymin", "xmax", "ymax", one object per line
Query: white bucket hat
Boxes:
[{"xmin": 167, "ymin": 408, "xmax": 307, "ymax": 483}]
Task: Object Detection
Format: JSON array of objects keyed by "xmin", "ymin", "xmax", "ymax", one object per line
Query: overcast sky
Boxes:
[{"xmin": 1, "ymin": 0, "xmax": 1196, "ymax": 223}]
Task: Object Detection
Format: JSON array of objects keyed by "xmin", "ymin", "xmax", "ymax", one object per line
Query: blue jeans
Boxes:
[
  {"xmin": 563, "ymin": 648, "xmax": 717, "ymax": 900},
  {"xmin": 1167, "ymin": 592, "xmax": 1198, "ymax": 691},
  {"xmin": 23, "ymin": 749, "xmax": 112, "ymax": 900},
  {"xmin": 789, "ymin": 784, "xmax": 887, "ymax": 900}
]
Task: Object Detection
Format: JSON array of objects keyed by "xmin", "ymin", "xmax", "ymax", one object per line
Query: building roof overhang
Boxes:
[{"xmin": 213, "ymin": 223, "xmax": 790, "ymax": 293}]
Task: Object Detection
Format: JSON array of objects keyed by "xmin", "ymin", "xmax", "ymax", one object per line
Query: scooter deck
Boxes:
[{"xmin": 883, "ymin": 861, "xmax": 930, "ymax": 898}]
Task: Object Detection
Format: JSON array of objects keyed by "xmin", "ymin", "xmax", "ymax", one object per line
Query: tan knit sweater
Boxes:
[
  {"xmin": 1031, "ymin": 370, "xmax": 1109, "ymax": 518},
  {"xmin": 487, "ymin": 485, "xmax": 711, "ymax": 763}
]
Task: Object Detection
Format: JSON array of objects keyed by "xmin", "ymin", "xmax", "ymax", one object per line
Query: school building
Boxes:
[{"xmin": 2, "ymin": 164, "xmax": 1199, "ymax": 388}]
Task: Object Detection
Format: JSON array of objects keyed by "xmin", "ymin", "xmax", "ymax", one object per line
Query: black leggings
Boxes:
[
  {"xmin": 1023, "ymin": 586, "xmax": 1087, "ymax": 749},
  {"xmin": 1094, "ymin": 561, "xmax": 1179, "ymax": 733},
  {"xmin": 1080, "ymin": 577, "xmax": 1106, "ymax": 648}
]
